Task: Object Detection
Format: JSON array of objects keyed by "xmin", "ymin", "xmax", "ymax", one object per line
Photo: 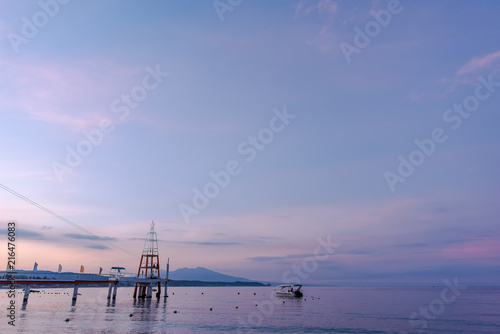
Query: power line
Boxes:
[{"xmin": 0, "ymin": 183, "xmax": 135, "ymax": 256}]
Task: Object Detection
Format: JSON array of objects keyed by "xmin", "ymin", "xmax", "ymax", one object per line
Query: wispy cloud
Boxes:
[
  {"xmin": 294, "ymin": 0, "xmax": 340, "ymax": 53},
  {"xmin": 440, "ymin": 237, "xmax": 500, "ymax": 259},
  {"xmin": 394, "ymin": 243, "xmax": 429, "ymax": 248},
  {"xmin": 439, "ymin": 50, "xmax": 500, "ymax": 93},
  {"xmin": 86, "ymin": 244, "xmax": 110, "ymax": 250},
  {"xmin": 182, "ymin": 241, "xmax": 241, "ymax": 246},
  {"xmin": 0, "ymin": 59, "xmax": 144, "ymax": 132},
  {"xmin": 0, "ymin": 228, "xmax": 46, "ymax": 239},
  {"xmin": 294, "ymin": 0, "xmax": 338, "ymax": 18},
  {"xmin": 62, "ymin": 233, "xmax": 117, "ymax": 241},
  {"xmin": 456, "ymin": 50, "xmax": 500, "ymax": 76},
  {"xmin": 247, "ymin": 252, "xmax": 331, "ymax": 262}
]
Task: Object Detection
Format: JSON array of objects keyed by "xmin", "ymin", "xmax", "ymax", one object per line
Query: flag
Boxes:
[
  {"xmin": 80, "ymin": 265, "xmax": 84, "ymax": 273},
  {"xmin": 33, "ymin": 262, "xmax": 38, "ymax": 271},
  {"xmin": 99, "ymin": 267, "xmax": 103, "ymax": 275},
  {"xmin": 58, "ymin": 264, "xmax": 62, "ymax": 273}
]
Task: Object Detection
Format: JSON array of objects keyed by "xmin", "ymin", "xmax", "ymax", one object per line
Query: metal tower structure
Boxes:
[{"xmin": 133, "ymin": 221, "xmax": 162, "ymax": 298}]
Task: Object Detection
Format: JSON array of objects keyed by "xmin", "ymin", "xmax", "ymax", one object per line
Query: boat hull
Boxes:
[{"xmin": 275, "ymin": 291, "xmax": 303, "ymax": 298}]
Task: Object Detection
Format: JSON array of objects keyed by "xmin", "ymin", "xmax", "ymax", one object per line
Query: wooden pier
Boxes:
[
  {"xmin": 1, "ymin": 222, "xmax": 170, "ymax": 305},
  {"xmin": 0, "ymin": 277, "xmax": 169, "ymax": 305}
]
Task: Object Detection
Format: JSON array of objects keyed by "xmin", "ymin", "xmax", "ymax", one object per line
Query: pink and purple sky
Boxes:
[{"xmin": 1, "ymin": 0, "xmax": 499, "ymax": 285}]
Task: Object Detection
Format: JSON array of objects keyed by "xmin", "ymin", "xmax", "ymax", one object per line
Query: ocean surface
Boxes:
[{"xmin": 1, "ymin": 286, "xmax": 499, "ymax": 333}]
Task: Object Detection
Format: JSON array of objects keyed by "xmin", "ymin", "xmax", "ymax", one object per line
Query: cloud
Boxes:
[
  {"xmin": 294, "ymin": 0, "xmax": 338, "ymax": 18},
  {"xmin": 62, "ymin": 233, "xmax": 117, "ymax": 241},
  {"xmin": 247, "ymin": 252, "xmax": 331, "ymax": 262},
  {"xmin": 127, "ymin": 237, "xmax": 166, "ymax": 242},
  {"xmin": 439, "ymin": 50, "xmax": 500, "ymax": 93},
  {"xmin": 456, "ymin": 50, "xmax": 500, "ymax": 76},
  {"xmin": 0, "ymin": 59, "xmax": 145, "ymax": 132},
  {"xmin": 182, "ymin": 241, "xmax": 241, "ymax": 246},
  {"xmin": 394, "ymin": 243, "xmax": 429, "ymax": 248},
  {"xmin": 0, "ymin": 228, "xmax": 46, "ymax": 239},
  {"xmin": 293, "ymin": 0, "xmax": 341, "ymax": 53},
  {"xmin": 440, "ymin": 237, "xmax": 500, "ymax": 259},
  {"xmin": 86, "ymin": 244, "xmax": 110, "ymax": 250}
]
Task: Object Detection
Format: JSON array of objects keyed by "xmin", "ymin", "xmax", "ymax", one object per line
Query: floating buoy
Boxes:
[
  {"xmin": 255, "ymin": 304, "xmax": 258, "ymax": 307},
  {"xmin": 237, "ymin": 292, "xmax": 240, "ymax": 295},
  {"xmin": 235, "ymin": 306, "xmax": 238, "ymax": 309},
  {"xmin": 129, "ymin": 314, "xmax": 133, "ymax": 317},
  {"xmin": 209, "ymin": 308, "xmax": 212, "ymax": 311},
  {"xmin": 65, "ymin": 318, "xmax": 70, "ymax": 322},
  {"xmin": 253, "ymin": 293, "xmax": 256, "ymax": 295},
  {"xmin": 282, "ymin": 301, "xmax": 285, "ymax": 304},
  {"xmin": 201, "ymin": 292, "xmax": 204, "ymax": 295},
  {"xmin": 172, "ymin": 293, "xmax": 174, "ymax": 295},
  {"xmin": 173, "ymin": 310, "xmax": 178, "ymax": 313}
]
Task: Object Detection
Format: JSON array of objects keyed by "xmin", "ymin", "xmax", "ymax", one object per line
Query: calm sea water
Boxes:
[{"xmin": 1, "ymin": 286, "xmax": 499, "ymax": 333}]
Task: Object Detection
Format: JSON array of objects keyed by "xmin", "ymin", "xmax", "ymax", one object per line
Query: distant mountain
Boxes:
[{"xmin": 162, "ymin": 267, "xmax": 254, "ymax": 283}]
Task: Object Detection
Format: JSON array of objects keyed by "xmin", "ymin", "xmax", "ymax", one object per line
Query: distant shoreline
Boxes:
[{"xmin": 0, "ymin": 279, "xmax": 270, "ymax": 289}]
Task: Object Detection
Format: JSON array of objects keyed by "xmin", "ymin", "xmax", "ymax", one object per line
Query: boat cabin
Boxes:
[{"xmin": 109, "ymin": 266, "xmax": 126, "ymax": 277}]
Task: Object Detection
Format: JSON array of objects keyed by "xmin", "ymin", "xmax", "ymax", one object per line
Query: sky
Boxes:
[{"xmin": 0, "ymin": 0, "xmax": 499, "ymax": 286}]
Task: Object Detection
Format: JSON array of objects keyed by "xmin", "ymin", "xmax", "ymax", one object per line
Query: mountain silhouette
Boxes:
[{"xmin": 162, "ymin": 267, "xmax": 254, "ymax": 282}]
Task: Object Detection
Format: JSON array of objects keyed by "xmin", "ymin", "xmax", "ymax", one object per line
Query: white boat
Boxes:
[
  {"xmin": 274, "ymin": 284, "xmax": 303, "ymax": 298},
  {"xmin": 109, "ymin": 266, "xmax": 126, "ymax": 278}
]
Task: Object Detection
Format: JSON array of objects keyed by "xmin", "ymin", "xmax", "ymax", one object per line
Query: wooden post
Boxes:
[
  {"xmin": 133, "ymin": 283, "xmax": 138, "ymax": 299},
  {"xmin": 23, "ymin": 285, "xmax": 31, "ymax": 303},
  {"xmin": 165, "ymin": 258, "xmax": 169, "ymax": 298},
  {"xmin": 72, "ymin": 284, "xmax": 79, "ymax": 301},
  {"xmin": 156, "ymin": 281, "xmax": 161, "ymax": 299},
  {"xmin": 112, "ymin": 283, "xmax": 118, "ymax": 300},
  {"xmin": 107, "ymin": 283, "xmax": 113, "ymax": 299},
  {"xmin": 146, "ymin": 284, "xmax": 152, "ymax": 298}
]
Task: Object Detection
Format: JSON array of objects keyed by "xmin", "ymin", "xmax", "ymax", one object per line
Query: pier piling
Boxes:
[
  {"xmin": 107, "ymin": 283, "xmax": 113, "ymax": 299},
  {"xmin": 72, "ymin": 284, "xmax": 79, "ymax": 301},
  {"xmin": 23, "ymin": 285, "xmax": 31, "ymax": 303}
]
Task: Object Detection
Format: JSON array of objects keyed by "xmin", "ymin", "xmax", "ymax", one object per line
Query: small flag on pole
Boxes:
[
  {"xmin": 80, "ymin": 265, "xmax": 84, "ymax": 273},
  {"xmin": 33, "ymin": 262, "xmax": 38, "ymax": 271},
  {"xmin": 58, "ymin": 264, "xmax": 62, "ymax": 273},
  {"xmin": 99, "ymin": 267, "xmax": 103, "ymax": 275}
]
